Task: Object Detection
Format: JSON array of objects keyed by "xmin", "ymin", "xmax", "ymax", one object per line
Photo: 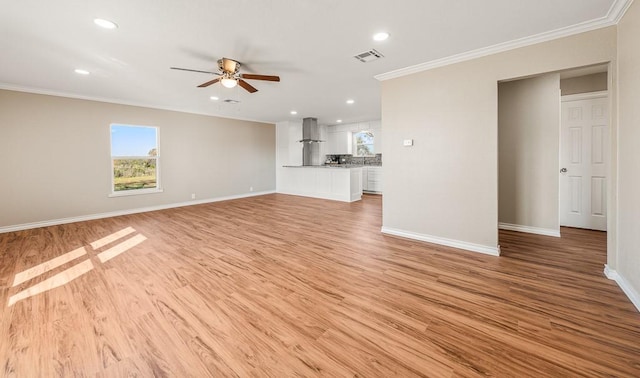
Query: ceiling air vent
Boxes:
[
  {"xmin": 354, "ymin": 49, "xmax": 384, "ymax": 63},
  {"xmin": 223, "ymin": 99, "xmax": 240, "ymax": 104}
]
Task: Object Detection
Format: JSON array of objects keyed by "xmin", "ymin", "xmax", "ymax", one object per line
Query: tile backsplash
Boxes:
[{"xmin": 325, "ymin": 154, "xmax": 382, "ymax": 165}]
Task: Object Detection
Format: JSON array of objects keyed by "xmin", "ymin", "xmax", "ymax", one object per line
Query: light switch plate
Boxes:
[{"xmin": 403, "ymin": 139, "xmax": 414, "ymax": 146}]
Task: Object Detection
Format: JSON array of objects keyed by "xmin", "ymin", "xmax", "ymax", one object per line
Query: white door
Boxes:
[{"xmin": 560, "ymin": 93, "xmax": 608, "ymax": 231}]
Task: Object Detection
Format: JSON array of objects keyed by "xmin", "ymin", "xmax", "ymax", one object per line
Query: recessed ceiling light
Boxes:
[
  {"xmin": 336, "ymin": 120, "xmax": 343, "ymax": 123},
  {"xmin": 94, "ymin": 18, "xmax": 118, "ymax": 29},
  {"xmin": 74, "ymin": 69, "xmax": 90, "ymax": 75},
  {"xmin": 373, "ymin": 32, "xmax": 389, "ymax": 41},
  {"xmin": 290, "ymin": 110, "xmax": 297, "ymax": 115},
  {"xmin": 210, "ymin": 96, "xmax": 219, "ymax": 101},
  {"xmin": 346, "ymin": 99, "xmax": 355, "ymax": 104}
]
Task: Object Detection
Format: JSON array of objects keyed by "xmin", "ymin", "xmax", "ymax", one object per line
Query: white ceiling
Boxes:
[{"xmin": 0, "ymin": 0, "xmax": 624, "ymax": 125}]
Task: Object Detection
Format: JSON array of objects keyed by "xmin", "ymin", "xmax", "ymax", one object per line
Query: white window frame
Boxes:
[
  {"xmin": 108, "ymin": 124, "xmax": 163, "ymax": 197},
  {"xmin": 353, "ymin": 130, "xmax": 375, "ymax": 157}
]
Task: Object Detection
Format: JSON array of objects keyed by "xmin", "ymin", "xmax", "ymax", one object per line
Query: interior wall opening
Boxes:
[{"xmin": 497, "ymin": 63, "xmax": 610, "ymax": 263}]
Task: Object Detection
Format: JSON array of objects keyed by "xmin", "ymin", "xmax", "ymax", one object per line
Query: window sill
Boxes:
[{"xmin": 108, "ymin": 188, "xmax": 164, "ymax": 198}]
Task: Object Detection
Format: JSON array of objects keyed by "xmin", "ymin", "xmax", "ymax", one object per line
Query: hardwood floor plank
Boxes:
[{"xmin": 1, "ymin": 194, "xmax": 639, "ymax": 376}]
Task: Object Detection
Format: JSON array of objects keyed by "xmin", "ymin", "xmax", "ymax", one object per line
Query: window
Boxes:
[
  {"xmin": 110, "ymin": 124, "xmax": 161, "ymax": 196},
  {"xmin": 353, "ymin": 130, "xmax": 375, "ymax": 156}
]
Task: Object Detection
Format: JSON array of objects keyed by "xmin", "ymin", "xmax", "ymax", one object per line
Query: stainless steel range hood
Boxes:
[
  {"xmin": 299, "ymin": 117, "xmax": 323, "ymax": 143},
  {"xmin": 299, "ymin": 117, "xmax": 324, "ymax": 166}
]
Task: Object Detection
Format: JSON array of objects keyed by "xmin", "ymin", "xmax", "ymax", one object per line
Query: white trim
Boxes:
[
  {"xmin": 375, "ymin": 0, "xmax": 633, "ymax": 81},
  {"xmin": 108, "ymin": 188, "xmax": 164, "ymax": 198},
  {"xmin": 0, "ymin": 190, "xmax": 275, "ymax": 234},
  {"xmin": 610, "ymin": 0, "xmax": 635, "ymax": 23},
  {"xmin": 0, "ymin": 85, "xmax": 271, "ymax": 125},
  {"xmin": 276, "ymin": 190, "xmax": 359, "ymax": 203},
  {"xmin": 498, "ymin": 222, "xmax": 561, "ymax": 237},
  {"xmin": 381, "ymin": 227, "xmax": 500, "ymax": 256},
  {"xmin": 604, "ymin": 264, "xmax": 640, "ymax": 312},
  {"xmin": 561, "ymin": 90, "xmax": 608, "ymax": 102}
]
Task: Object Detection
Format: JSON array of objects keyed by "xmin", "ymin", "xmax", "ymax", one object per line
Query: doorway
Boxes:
[{"xmin": 498, "ymin": 64, "xmax": 610, "ymax": 241}]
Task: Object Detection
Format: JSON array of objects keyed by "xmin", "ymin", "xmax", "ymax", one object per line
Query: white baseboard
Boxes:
[
  {"xmin": 0, "ymin": 190, "xmax": 275, "ymax": 234},
  {"xmin": 604, "ymin": 264, "xmax": 640, "ymax": 312},
  {"xmin": 498, "ymin": 222, "xmax": 561, "ymax": 237},
  {"xmin": 381, "ymin": 227, "xmax": 500, "ymax": 256},
  {"xmin": 276, "ymin": 190, "xmax": 356, "ymax": 203}
]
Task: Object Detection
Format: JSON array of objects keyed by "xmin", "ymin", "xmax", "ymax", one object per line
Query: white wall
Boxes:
[
  {"xmin": 0, "ymin": 90, "xmax": 275, "ymax": 229},
  {"xmin": 498, "ymin": 74, "xmax": 561, "ymax": 234},
  {"xmin": 616, "ymin": 0, "xmax": 640, "ymax": 307},
  {"xmin": 275, "ymin": 120, "xmax": 302, "ymax": 190},
  {"xmin": 560, "ymin": 72, "xmax": 608, "ymax": 95},
  {"xmin": 381, "ymin": 26, "xmax": 616, "ymax": 254}
]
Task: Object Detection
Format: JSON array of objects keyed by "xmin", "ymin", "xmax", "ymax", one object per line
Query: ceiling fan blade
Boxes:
[
  {"xmin": 170, "ymin": 67, "xmax": 219, "ymax": 75},
  {"xmin": 197, "ymin": 77, "xmax": 221, "ymax": 88},
  {"xmin": 238, "ymin": 79, "xmax": 258, "ymax": 93},
  {"xmin": 221, "ymin": 58, "xmax": 238, "ymax": 73},
  {"xmin": 241, "ymin": 74, "xmax": 280, "ymax": 82}
]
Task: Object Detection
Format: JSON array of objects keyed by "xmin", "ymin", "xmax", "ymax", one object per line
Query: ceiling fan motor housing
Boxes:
[{"xmin": 218, "ymin": 58, "xmax": 240, "ymax": 74}]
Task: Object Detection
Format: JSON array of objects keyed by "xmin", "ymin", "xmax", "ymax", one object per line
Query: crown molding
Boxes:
[
  {"xmin": 0, "ymin": 83, "xmax": 272, "ymax": 125},
  {"xmin": 375, "ymin": 0, "xmax": 634, "ymax": 81},
  {"xmin": 610, "ymin": 0, "xmax": 635, "ymax": 23}
]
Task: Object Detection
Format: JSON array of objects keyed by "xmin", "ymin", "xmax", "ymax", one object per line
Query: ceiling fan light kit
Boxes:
[
  {"xmin": 221, "ymin": 73, "xmax": 238, "ymax": 88},
  {"xmin": 171, "ymin": 57, "xmax": 280, "ymax": 93}
]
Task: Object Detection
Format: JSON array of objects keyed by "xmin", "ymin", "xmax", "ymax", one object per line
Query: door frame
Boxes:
[
  {"xmin": 496, "ymin": 65, "xmax": 617, "ymax": 271},
  {"xmin": 559, "ymin": 90, "xmax": 609, "ymax": 231}
]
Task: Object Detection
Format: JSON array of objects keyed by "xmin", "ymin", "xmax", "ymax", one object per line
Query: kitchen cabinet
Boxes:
[
  {"xmin": 361, "ymin": 167, "xmax": 368, "ymax": 190},
  {"xmin": 279, "ymin": 166, "xmax": 362, "ymax": 202},
  {"xmin": 327, "ymin": 130, "xmax": 352, "ymax": 155},
  {"xmin": 363, "ymin": 166, "xmax": 382, "ymax": 193}
]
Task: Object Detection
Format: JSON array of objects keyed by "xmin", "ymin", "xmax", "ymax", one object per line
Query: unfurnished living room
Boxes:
[{"xmin": 1, "ymin": 1, "xmax": 639, "ymax": 377}]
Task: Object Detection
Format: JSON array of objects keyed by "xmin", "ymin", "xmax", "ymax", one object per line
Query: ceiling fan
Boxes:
[{"xmin": 170, "ymin": 57, "xmax": 280, "ymax": 93}]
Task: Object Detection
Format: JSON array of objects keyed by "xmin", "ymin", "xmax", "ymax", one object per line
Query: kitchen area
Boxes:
[{"xmin": 276, "ymin": 117, "xmax": 382, "ymax": 202}]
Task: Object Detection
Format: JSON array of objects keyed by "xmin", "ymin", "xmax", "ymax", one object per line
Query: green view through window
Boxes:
[
  {"xmin": 110, "ymin": 124, "xmax": 159, "ymax": 193},
  {"xmin": 354, "ymin": 131, "xmax": 374, "ymax": 156}
]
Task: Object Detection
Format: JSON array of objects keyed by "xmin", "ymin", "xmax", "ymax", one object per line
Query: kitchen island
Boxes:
[{"xmin": 278, "ymin": 166, "xmax": 362, "ymax": 202}]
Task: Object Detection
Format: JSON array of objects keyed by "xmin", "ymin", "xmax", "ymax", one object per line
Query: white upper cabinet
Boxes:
[
  {"xmin": 326, "ymin": 120, "xmax": 380, "ymax": 155},
  {"xmin": 327, "ymin": 129, "xmax": 352, "ymax": 154}
]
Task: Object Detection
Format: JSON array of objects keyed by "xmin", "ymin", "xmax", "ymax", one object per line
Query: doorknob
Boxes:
[{"xmin": 560, "ymin": 168, "xmax": 567, "ymax": 173}]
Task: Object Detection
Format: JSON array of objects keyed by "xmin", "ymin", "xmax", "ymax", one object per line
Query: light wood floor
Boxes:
[{"xmin": 1, "ymin": 194, "xmax": 639, "ymax": 377}]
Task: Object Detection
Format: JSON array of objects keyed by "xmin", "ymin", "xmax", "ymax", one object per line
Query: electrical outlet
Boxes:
[
  {"xmin": 403, "ymin": 139, "xmax": 414, "ymax": 146},
  {"xmin": 249, "ymin": 186, "xmax": 254, "ymax": 192},
  {"xmin": 191, "ymin": 193, "xmax": 196, "ymax": 199}
]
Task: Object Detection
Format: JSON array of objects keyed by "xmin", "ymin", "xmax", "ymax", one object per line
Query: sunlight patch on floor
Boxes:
[
  {"xmin": 12, "ymin": 246, "xmax": 87, "ymax": 287},
  {"xmin": 97, "ymin": 233, "xmax": 147, "ymax": 263},
  {"xmin": 8, "ymin": 260, "xmax": 94, "ymax": 306},
  {"xmin": 91, "ymin": 226, "xmax": 136, "ymax": 249},
  {"xmin": 8, "ymin": 227, "xmax": 146, "ymax": 307}
]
